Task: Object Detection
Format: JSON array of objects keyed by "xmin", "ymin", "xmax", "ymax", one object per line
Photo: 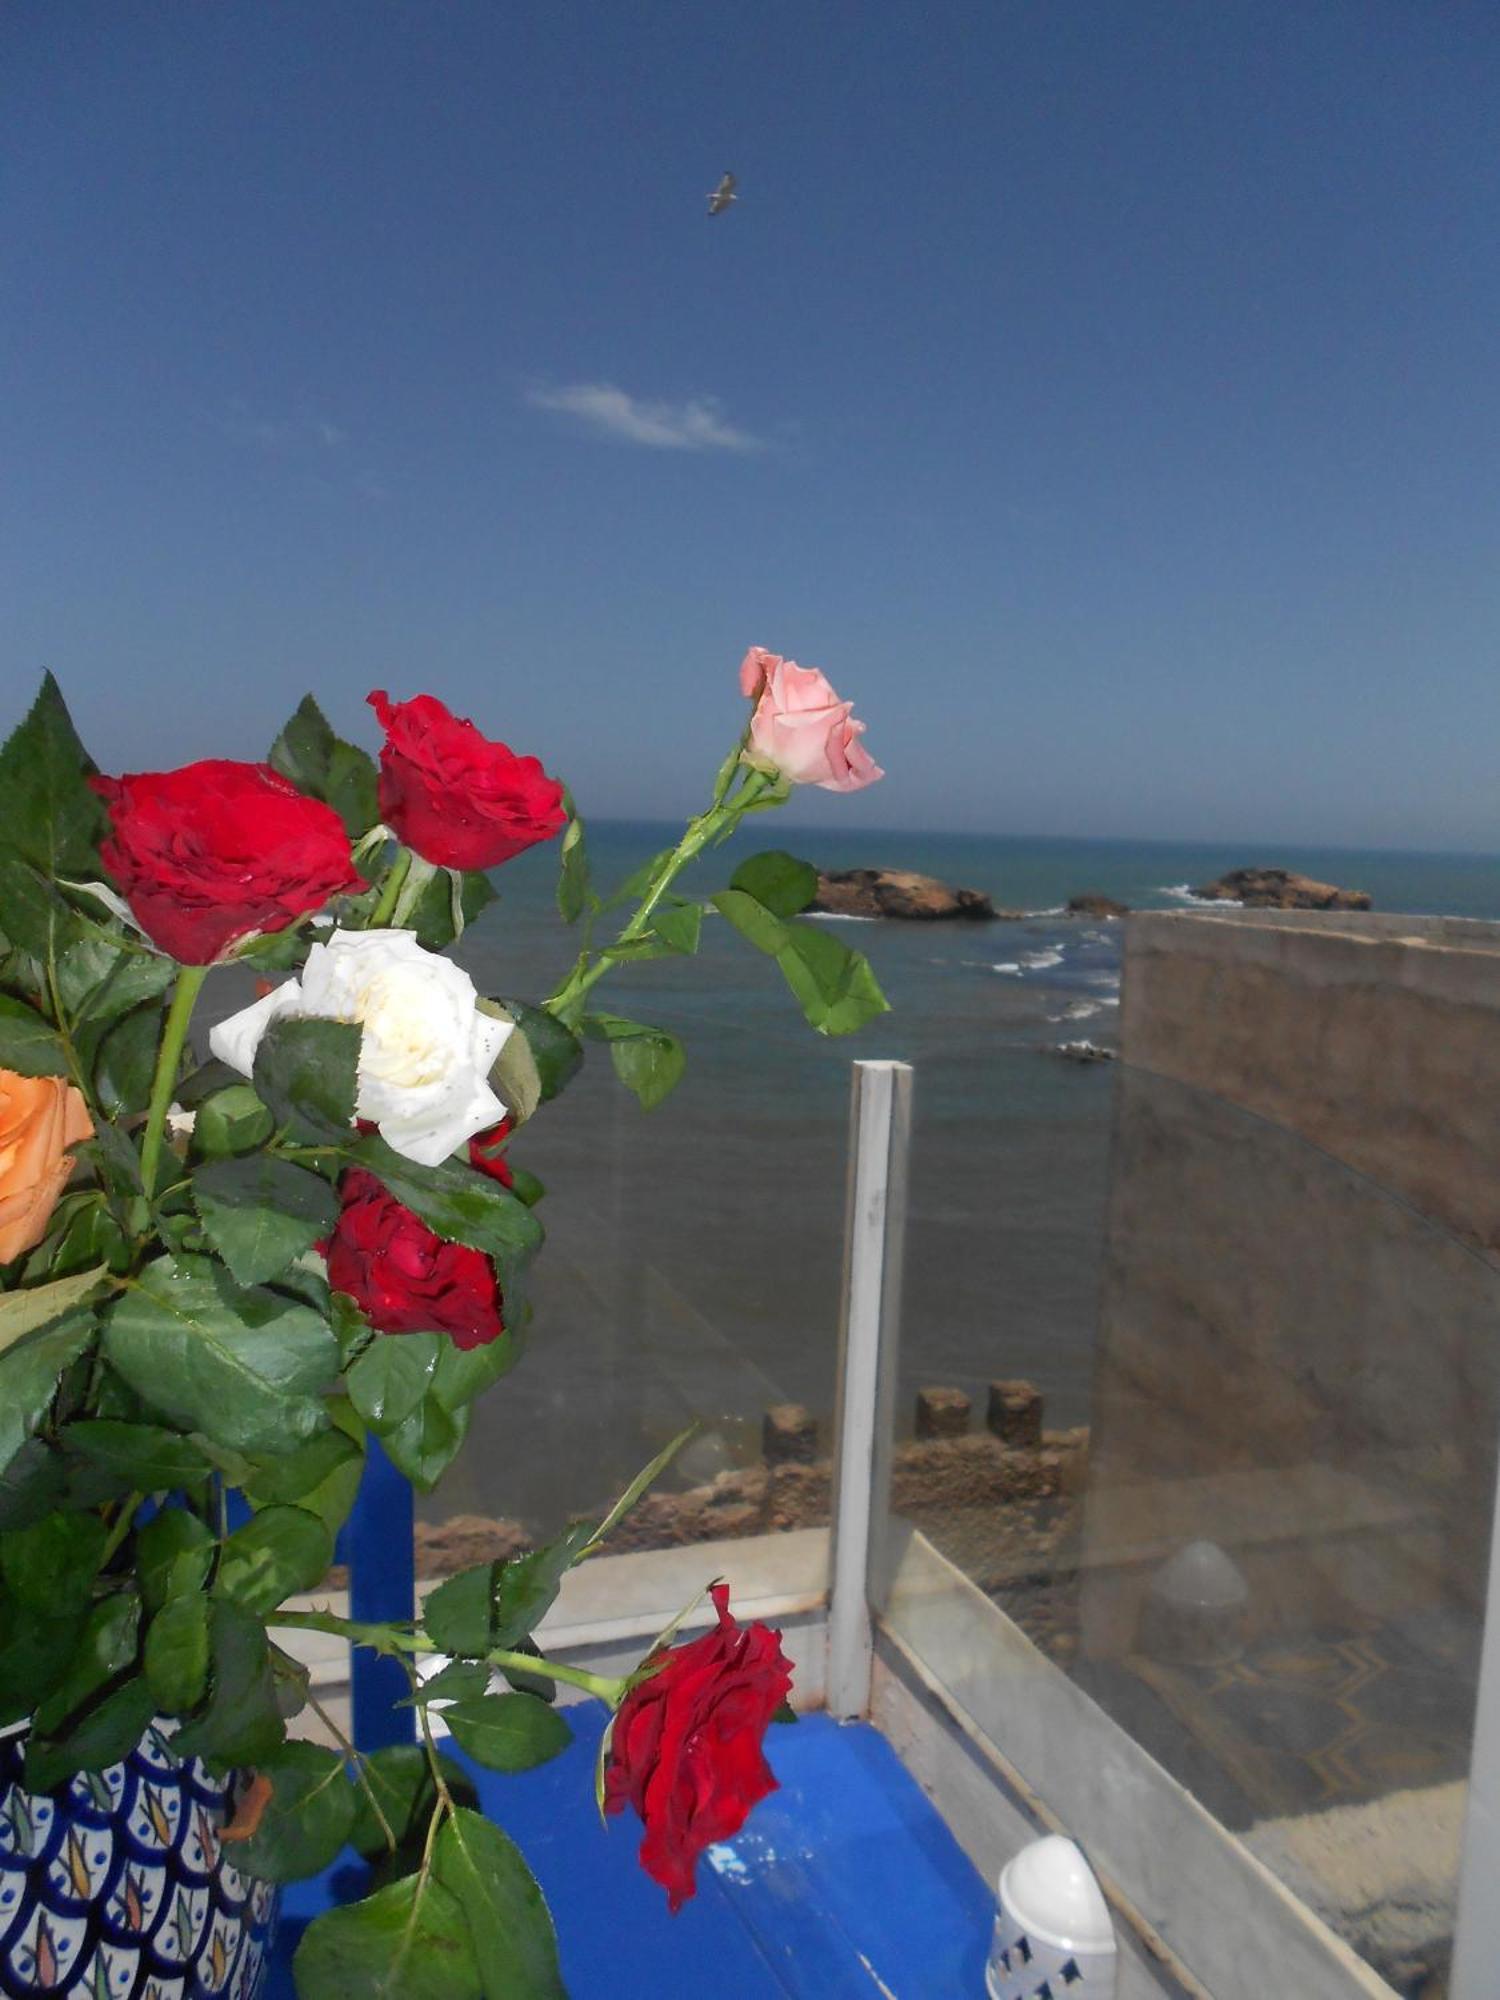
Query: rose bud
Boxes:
[
  {"xmin": 743, "ymin": 655, "xmax": 883, "ymax": 793},
  {"xmin": 367, "ymin": 690, "xmax": 567, "ymax": 872}
]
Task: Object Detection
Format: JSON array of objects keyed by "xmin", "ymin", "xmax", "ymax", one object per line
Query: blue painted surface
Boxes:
[
  {"xmin": 271, "ymin": 1708, "xmax": 994, "ymax": 1997},
  {"xmin": 344, "ymin": 1440, "xmax": 416, "ymax": 1751}
]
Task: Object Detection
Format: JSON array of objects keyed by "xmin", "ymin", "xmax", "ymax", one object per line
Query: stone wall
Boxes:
[{"xmin": 1080, "ymin": 910, "xmax": 1500, "ymax": 1662}]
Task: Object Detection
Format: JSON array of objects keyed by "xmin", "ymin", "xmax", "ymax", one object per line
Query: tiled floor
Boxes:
[{"xmin": 271, "ymin": 1709, "xmax": 995, "ymax": 1998}]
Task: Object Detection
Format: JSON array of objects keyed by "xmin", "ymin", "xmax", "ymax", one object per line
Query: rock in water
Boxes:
[
  {"xmin": 1066, "ymin": 892, "xmax": 1130, "ymax": 918},
  {"xmin": 1190, "ymin": 868, "xmax": 1372, "ymax": 911},
  {"xmin": 811, "ymin": 867, "xmax": 997, "ymax": 920}
]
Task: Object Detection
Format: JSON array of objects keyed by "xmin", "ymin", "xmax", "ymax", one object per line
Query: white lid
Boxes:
[
  {"xmin": 1147, "ymin": 1538, "xmax": 1250, "ymax": 1612},
  {"xmin": 998, "ymin": 1836, "xmax": 1115, "ymax": 1953}
]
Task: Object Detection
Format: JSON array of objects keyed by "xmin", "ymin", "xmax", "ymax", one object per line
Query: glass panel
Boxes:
[
  {"xmin": 413, "ymin": 829, "xmax": 856, "ymax": 1580},
  {"xmin": 878, "ymin": 1053, "xmax": 1500, "ymax": 1999}
]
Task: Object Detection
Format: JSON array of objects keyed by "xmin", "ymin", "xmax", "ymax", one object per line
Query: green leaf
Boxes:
[
  {"xmin": 485, "ymin": 1525, "xmax": 593, "ymax": 1651},
  {"xmin": 102, "ymin": 1257, "xmax": 337, "ymax": 1456},
  {"xmin": 0, "ymin": 993, "xmax": 67, "ymax": 1075},
  {"xmin": 730, "ymin": 848, "xmax": 820, "ymax": 916},
  {"xmin": 0, "ymin": 1438, "xmax": 66, "ymax": 1532},
  {"xmin": 0, "ymin": 1592, "xmax": 87, "ymax": 1730},
  {"xmin": 192, "ymin": 1155, "xmax": 337, "ymax": 1286},
  {"xmin": 347, "ymin": 1334, "xmax": 440, "ymax": 1434},
  {"xmin": 60, "ymin": 1419, "xmax": 212, "ymax": 1495},
  {"xmin": 381, "ymin": 1388, "xmax": 469, "ymax": 1493},
  {"xmin": 408, "ymin": 868, "xmax": 497, "ymax": 953},
  {"xmin": 216, "ymin": 1504, "xmax": 333, "ymax": 1615},
  {"xmin": 441, "ymin": 1693, "xmax": 572, "ymax": 1773},
  {"xmin": 137, "ymin": 1507, "xmax": 215, "ymax": 1614},
  {"xmin": 651, "ymin": 901, "xmax": 703, "ymax": 954},
  {"xmin": 430, "ymin": 1330, "xmax": 520, "ymax": 1413},
  {"xmin": 581, "ymin": 1012, "xmax": 686, "ymax": 1111},
  {"xmin": 556, "ymin": 794, "xmax": 593, "ymax": 926},
  {"xmin": 435, "ymin": 1808, "xmax": 567, "ymax": 2000},
  {"xmin": 713, "ymin": 890, "xmax": 890, "ymax": 1035},
  {"xmin": 0, "ymin": 1306, "xmax": 97, "ymax": 1479},
  {"xmin": 253, "ymin": 1016, "xmax": 361, "ymax": 1144},
  {"xmin": 26, "ymin": 1676, "xmax": 155, "ymax": 1793},
  {"xmin": 58, "ymin": 936, "xmax": 175, "ymax": 1043},
  {"xmin": 229, "ymin": 1740, "xmax": 357, "ymax": 1883},
  {"xmin": 0, "ymin": 850, "xmax": 78, "ymax": 960},
  {"xmin": 93, "ymin": 1002, "xmax": 165, "ymax": 1118},
  {"xmin": 244, "ymin": 1420, "xmax": 365, "ymax": 1534},
  {"xmin": 294, "ymin": 1873, "xmax": 484, "ymax": 2000},
  {"xmin": 193, "ymin": 1083, "xmax": 277, "ymax": 1158},
  {"xmin": 144, "ymin": 1590, "xmax": 211, "ymax": 1713},
  {"xmin": 422, "ymin": 1563, "xmax": 500, "ymax": 1657},
  {"xmin": 0, "ymin": 1268, "xmax": 108, "ymax": 1359},
  {"xmin": 348, "ymin": 1134, "xmax": 544, "ymax": 1281},
  {"xmin": 268, "ymin": 694, "xmax": 380, "ymax": 839},
  {"xmin": 773, "ymin": 923, "xmax": 891, "ymax": 1036},
  {"xmin": 171, "ymin": 1598, "xmax": 285, "ymax": 1769},
  {"xmin": 499, "ymin": 1000, "xmax": 583, "ymax": 1105},
  {"xmin": 1, "ymin": 1510, "xmax": 106, "ymax": 1614},
  {"xmin": 712, "ymin": 885, "xmax": 791, "ymax": 954},
  {"xmin": 0, "ymin": 672, "xmax": 104, "ymax": 879},
  {"xmin": 345, "ymin": 1742, "xmax": 477, "ymax": 1860},
  {"xmin": 407, "ymin": 1659, "xmax": 492, "ymax": 1707},
  {"xmin": 32, "ymin": 1590, "xmax": 140, "ymax": 1737}
]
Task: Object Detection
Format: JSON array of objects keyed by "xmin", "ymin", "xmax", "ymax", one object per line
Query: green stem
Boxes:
[
  {"xmin": 139, "ymin": 964, "xmax": 208, "ymax": 1198},
  {"xmin": 99, "ymin": 1491, "xmax": 144, "ymax": 1571},
  {"xmin": 545, "ymin": 765, "xmax": 773, "ymax": 1021},
  {"xmin": 269, "ymin": 1609, "xmax": 627, "ymax": 1703},
  {"xmin": 366, "ymin": 848, "xmax": 412, "ymax": 928}
]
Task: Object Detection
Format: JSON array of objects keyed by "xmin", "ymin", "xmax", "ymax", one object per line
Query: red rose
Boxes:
[
  {"xmin": 467, "ymin": 1118, "xmax": 514, "ymax": 1189},
  {"xmin": 367, "ymin": 690, "xmax": 567, "ymax": 871},
  {"xmin": 92, "ymin": 761, "xmax": 362, "ymax": 964},
  {"xmin": 324, "ymin": 1167, "xmax": 504, "ymax": 1349},
  {"xmin": 604, "ymin": 1582, "xmax": 794, "ymax": 1911}
]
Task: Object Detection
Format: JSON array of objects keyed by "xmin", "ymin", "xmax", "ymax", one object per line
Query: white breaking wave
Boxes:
[
  {"xmin": 992, "ymin": 962, "xmax": 1022, "ymax": 976},
  {"xmin": 1160, "ymin": 883, "xmax": 1243, "ymax": 908},
  {"xmin": 1021, "ymin": 948, "xmax": 1065, "ymax": 970},
  {"xmin": 804, "ymin": 910, "xmax": 878, "ymax": 921}
]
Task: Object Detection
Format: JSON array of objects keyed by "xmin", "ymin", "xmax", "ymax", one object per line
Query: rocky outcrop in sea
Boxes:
[
  {"xmin": 1192, "ymin": 868, "xmax": 1372, "ymax": 911},
  {"xmin": 811, "ymin": 867, "xmax": 998, "ymax": 920}
]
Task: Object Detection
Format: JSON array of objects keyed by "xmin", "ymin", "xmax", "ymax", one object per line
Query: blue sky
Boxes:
[{"xmin": 4, "ymin": 2, "xmax": 1498, "ymax": 850}]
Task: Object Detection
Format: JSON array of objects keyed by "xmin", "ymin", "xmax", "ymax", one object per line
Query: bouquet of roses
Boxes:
[{"xmin": 0, "ymin": 646, "xmax": 884, "ymax": 1996}]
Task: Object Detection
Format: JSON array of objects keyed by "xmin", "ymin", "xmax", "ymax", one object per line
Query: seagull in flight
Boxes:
[{"xmin": 707, "ymin": 171, "xmax": 738, "ymax": 217}]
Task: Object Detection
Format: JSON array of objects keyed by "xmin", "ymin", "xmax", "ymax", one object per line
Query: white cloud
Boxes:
[{"xmin": 526, "ymin": 381, "xmax": 761, "ymax": 452}]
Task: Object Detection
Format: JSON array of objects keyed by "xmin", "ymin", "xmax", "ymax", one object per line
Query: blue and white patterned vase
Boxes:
[{"xmin": 0, "ymin": 1723, "xmax": 278, "ymax": 1999}]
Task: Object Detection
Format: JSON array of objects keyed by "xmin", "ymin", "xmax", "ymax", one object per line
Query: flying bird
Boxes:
[{"xmin": 707, "ymin": 172, "xmax": 738, "ymax": 217}]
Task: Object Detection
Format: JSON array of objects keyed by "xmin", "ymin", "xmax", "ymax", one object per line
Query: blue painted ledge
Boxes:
[{"xmin": 271, "ymin": 1707, "xmax": 994, "ymax": 1997}]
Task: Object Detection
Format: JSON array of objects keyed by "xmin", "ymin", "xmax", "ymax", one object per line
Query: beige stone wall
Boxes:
[{"xmin": 1081, "ymin": 911, "xmax": 1500, "ymax": 1660}]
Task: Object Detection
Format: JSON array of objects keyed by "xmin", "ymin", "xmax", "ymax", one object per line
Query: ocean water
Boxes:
[{"xmin": 430, "ymin": 825, "xmax": 1498, "ymax": 1530}]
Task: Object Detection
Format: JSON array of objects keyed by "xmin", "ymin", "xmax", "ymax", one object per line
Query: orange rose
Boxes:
[{"xmin": 0, "ymin": 1071, "xmax": 94, "ymax": 1265}]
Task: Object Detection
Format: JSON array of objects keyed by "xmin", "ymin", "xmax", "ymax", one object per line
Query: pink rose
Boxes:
[
  {"xmin": 738, "ymin": 646, "xmax": 781, "ymax": 700},
  {"xmin": 744, "ymin": 655, "xmax": 883, "ymax": 793}
]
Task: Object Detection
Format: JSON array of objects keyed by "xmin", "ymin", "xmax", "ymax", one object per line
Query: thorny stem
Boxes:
[
  {"xmin": 306, "ymin": 1690, "xmax": 398, "ymax": 1855},
  {"xmin": 270, "ymin": 1608, "xmax": 625, "ymax": 1703},
  {"xmin": 544, "ymin": 764, "xmax": 774, "ymax": 1022}
]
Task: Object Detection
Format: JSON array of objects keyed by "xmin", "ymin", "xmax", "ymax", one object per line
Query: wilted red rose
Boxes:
[
  {"xmin": 366, "ymin": 690, "xmax": 567, "ymax": 871},
  {"xmin": 324, "ymin": 1167, "xmax": 504, "ymax": 1349},
  {"xmin": 467, "ymin": 1118, "xmax": 514, "ymax": 1189},
  {"xmin": 92, "ymin": 761, "xmax": 362, "ymax": 964},
  {"xmin": 604, "ymin": 1582, "xmax": 794, "ymax": 1911}
]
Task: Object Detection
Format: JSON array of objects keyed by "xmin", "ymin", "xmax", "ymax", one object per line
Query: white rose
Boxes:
[{"xmin": 209, "ymin": 929, "xmax": 513, "ymax": 1168}]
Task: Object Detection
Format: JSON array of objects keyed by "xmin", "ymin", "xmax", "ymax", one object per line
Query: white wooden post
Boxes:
[
  {"xmin": 1450, "ymin": 1451, "xmax": 1500, "ymax": 1996},
  {"xmin": 827, "ymin": 1059, "xmax": 913, "ymax": 1720}
]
